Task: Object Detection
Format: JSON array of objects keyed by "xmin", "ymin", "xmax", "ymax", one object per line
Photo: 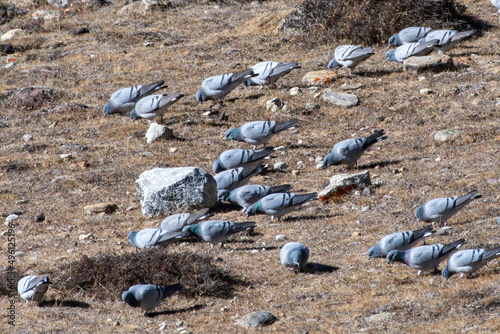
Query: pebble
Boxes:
[
  {"xmin": 145, "ymin": 123, "xmax": 174, "ymax": 144},
  {"xmin": 143, "ymin": 42, "xmax": 154, "ymax": 47},
  {"xmin": 14, "ymin": 251, "xmax": 25, "ymax": 257},
  {"xmin": 366, "ymin": 312, "xmax": 395, "ymax": 322},
  {"xmin": 361, "ymin": 206, "xmax": 370, "ymax": 212},
  {"xmin": 420, "ymin": 88, "xmax": 433, "ymax": 95},
  {"xmin": 323, "ymin": 91, "xmax": 359, "ymax": 107},
  {"xmin": 296, "ymin": 161, "xmax": 305, "ymax": 168},
  {"xmin": 291, "ymin": 170, "xmax": 300, "ymax": 176},
  {"xmin": 67, "ymin": 249, "xmax": 76, "ymax": 253},
  {"xmin": 282, "ymin": 104, "xmax": 291, "ymax": 112},
  {"xmin": 251, "ymin": 250, "xmax": 259, "ymax": 254},
  {"xmin": 362, "ymin": 188, "xmax": 371, "ymax": 196},
  {"xmin": 316, "ymin": 163, "xmax": 325, "ymax": 170},
  {"xmin": 6, "ymin": 214, "xmax": 19, "ymax": 223},
  {"xmin": 304, "ymin": 103, "xmax": 319, "ymax": 112},
  {"xmin": 176, "ymin": 321, "xmax": 184, "ymax": 327},
  {"xmin": 23, "ymin": 134, "xmax": 33, "ymax": 142},
  {"xmin": 169, "ymin": 147, "xmax": 178, "ymax": 153},
  {"xmin": 289, "ymin": 87, "xmax": 301, "ymax": 96},
  {"xmin": 315, "ymin": 156, "xmax": 323, "ymax": 163},
  {"xmin": 274, "ymin": 162, "xmax": 287, "ymax": 171},
  {"xmin": 159, "ymin": 321, "xmax": 168, "ymax": 331},
  {"xmin": 126, "ymin": 205, "xmax": 137, "ymax": 211},
  {"xmin": 266, "ymin": 98, "xmax": 282, "ymax": 112},
  {"xmin": 434, "ymin": 129, "xmax": 459, "ymax": 142},
  {"xmin": 275, "ymin": 234, "xmax": 287, "ymax": 241}
]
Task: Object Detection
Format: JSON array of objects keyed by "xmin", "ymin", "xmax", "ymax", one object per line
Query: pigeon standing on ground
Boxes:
[
  {"xmin": 327, "ymin": 45, "xmax": 375, "ymax": 73},
  {"xmin": 128, "ymin": 228, "xmax": 191, "ymax": 249},
  {"xmin": 213, "ymin": 148, "xmax": 274, "ymax": 173},
  {"xmin": 130, "ymin": 92, "xmax": 184, "ymax": 123},
  {"xmin": 122, "ymin": 283, "xmax": 180, "ymax": 314},
  {"xmin": 418, "ymin": 29, "xmax": 477, "ymax": 53},
  {"xmin": 322, "ymin": 129, "xmax": 387, "ymax": 169},
  {"xmin": 18, "ymin": 275, "xmax": 52, "ymax": 305},
  {"xmin": 388, "ymin": 27, "xmax": 432, "ymax": 46},
  {"xmin": 224, "ymin": 119, "xmax": 299, "ymax": 149},
  {"xmin": 280, "ymin": 242, "xmax": 310, "ymax": 271},
  {"xmin": 245, "ymin": 61, "xmax": 301, "ymax": 86},
  {"xmin": 368, "ymin": 225, "xmax": 434, "ymax": 259},
  {"xmin": 385, "ymin": 39, "xmax": 440, "ymax": 62},
  {"xmin": 492, "ymin": 0, "xmax": 500, "ymax": 22},
  {"xmin": 442, "ymin": 247, "xmax": 500, "ymax": 279},
  {"xmin": 160, "ymin": 208, "xmax": 212, "ymax": 232},
  {"xmin": 103, "ymin": 80, "xmax": 166, "ymax": 116},
  {"xmin": 214, "ymin": 161, "xmax": 263, "ymax": 191},
  {"xmin": 184, "ymin": 220, "xmax": 256, "ymax": 249},
  {"xmin": 386, "ymin": 238, "xmax": 466, "ymax": 276},
  {"xmin": 415, "ymin": 190, "xmax": 481, "ymax": 225},
  {"xmin": 218, "ymin": 184, "xmax": 293, "ymax": 212},
  {"xmin": 246, "ymin": 192, "xmax": 318, "ymax": 222},
  {"xmin": 195, "ymin": 69, "xmax": 258, "ymax": 107}
]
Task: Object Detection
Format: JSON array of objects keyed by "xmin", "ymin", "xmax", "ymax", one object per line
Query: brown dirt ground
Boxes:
[{"xmin": 1, "ymin": 0, "xmax": 500, "ymax": 333}]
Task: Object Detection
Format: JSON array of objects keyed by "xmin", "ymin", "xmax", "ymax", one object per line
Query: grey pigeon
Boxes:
[
  {"xmin": 368, "ymin": 225, "xmax": 434, "ymax": 259},
  {"xmin": 160, "ymin": 208, "xmax": 212, "ymax": 232},
  {"xmin": 327, "ymin": 45, "xmax": 374, "ymax": 73},
  {"xmin": 442, "ymin": 247, "xmax": 500, "ymax": 279},
  {"xmin": 122, "ymin": 283, "xmax": 180, "ymax": 314},
  {"xmin": 388, "ymin": 27, "xmax": 432, "ymax": 46},
  {"xmin": 214, "ymin": 161, "xmax": 263, "ymax": 191},
  {"xmin": 322, "ymin": 129, "xmax": 387, "ymax": 169},
  {"xmin": 492, "ymin": 0, "xmax": 500, "ymax": 22},
  {"xmin": 387, "ymin": 238, "xmax": 466, "ymax": 276},
  {"xmin": 385, "ymin": 39, "xmax": 440, "ymax": 63},
  {"xmin": 184, "ymin": 220, "xmax": 256, "ymax": 249},
  {"xmin": 128, "ymin": 228, "xmax": 191, "ymax": 249},
  {"xmin": 17, "ymin": 275, "xmax": 51, "ymax": 305},
  {"xmin": 245, "ymin": 192, "xmax": 318, "ymax": 222},
  {"xmin": 245, "ymin": 61, "xmax": 301, "ymax": 86},
  {"xmin": 130, "ymin": 92, "xmax": 184, "ymax": 123},
  {"xmin": 415, "ymin": 190, "xmax": 481, "ymax": 225},
  {"xmin": 213, "ymin": 147, "xmax": 274, "ymax": 173},
  {"xmin": 418, "ymin": 29, "xmax": 477, "ymax": 53},
  {"xmin": 224, "ymin": 119, "xmax": 299, "ymax": 149},
  {"xmin": 280, "ymin": 242, "xmax": 309, "ymax": 270},
  {"xmin": 195, "ymin": 69, "xmax": 257, "ymax": 106},
  {"xmin": 103, "ymin": 80, "xmax": 166, "ymax": 116},
  {"xmin": 218, "ymin": 184, "xmax": 293, "ymax": 212}
]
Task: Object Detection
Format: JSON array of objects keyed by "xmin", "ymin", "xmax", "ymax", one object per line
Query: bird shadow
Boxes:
[
  {"xmin": 234, "ymin": 246, "xmax": 279, "ymax": 251},
  {"xmin": 283, "ymin": 215, "xmax": 319, "ymax": 222},
  {"xmin": 39, "ymin": 299, "xmax": 91, "ymax": 308},
  {"xmin": 146, "ymin": 304, "xmax": 206, "ymax": 318},
  {"xmin": 353, "ymin": 69, "xmax": 396, "ymax": 78},
  {"xmin": 304, "ymin": 263, "xmax": 340, "ymax": 274},
  {"xmin": 212, "ymin": 202, "xmax": 242, "ymax": 214},
  {"xmin": 357, "ymin": 159, "xmax": 403, "ymax": 170}
]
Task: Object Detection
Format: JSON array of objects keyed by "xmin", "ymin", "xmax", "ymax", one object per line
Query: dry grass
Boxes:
[{"xmin": 0, "ymin": 0, "xmax": 499, "ymax": 332}]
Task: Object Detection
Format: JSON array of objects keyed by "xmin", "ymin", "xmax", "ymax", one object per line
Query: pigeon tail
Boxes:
[
  {"xmin": 228, "ymin": 222, "xmax": 257, "ymax": 235},
  {"xmin": 441, "ymin": 239, "xmax": 467, "ymax": 256},
  {"xmin": 363, "ymin": 129, "xmax": 387, "ymax": 150},
  {"xmin": 411, "ymin": 225, "xmax": 434, "ymax": 241},
  {"xmin": 274, "ymin": 119, "xmax": 299, "ymax": 132},
  {"xmin": 186, "ymin": 208, "xmax": 211, "ymax": 225},
  {"xmin": 231, "ymin": 69, "xmax": 258, "ymax": 83},
  {"xmin": 269, "ymin": 184, "xmax": 292, "ymax": 194}
]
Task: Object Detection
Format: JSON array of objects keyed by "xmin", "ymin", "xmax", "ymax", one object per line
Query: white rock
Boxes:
[
  {"xmin": 23, "ymin": 134, "xmax": 33, "ymax": 142},
  {"xmin": 169, "ymin": 147, "xmax": 178, "ymax": 153},
  {"xmin": 159, "ymin": 321, "xmax": 168, "ymax": 331},
  {"xmin": 282, "ymin": 104, "xmax": 291, "ymax": 112},
  {"xmin": 273, "ymin": 162, "xmax": 287, "ymax": 171},
  {"xmin": 32, "ymin": 9, "xmax": 61, "ymax": 21},
  {"xmin": 420, "ymin": 88, "xmax": 433, "ymax": 95},
  {"xmin": 315, "ymin": 156, "xmax": 323, "ymax": 164},
  {"xmin": 265, "ymin": 98, "xmax": 282, "ymax": 112},
  {"xmin": 289, "ymin": 87, "xmax": 301, "ymax": 96},
  {"xmin": 60, "ymin": 153, "xmax": 74, "ymax": 161},
  {"xmin": 319, "ymin": 171, "xmax": 371, "ymax": 201},
  {"xmin": 1, "ymin": 29, "xmax": 24, "ymax": 42},
  {"xmin": 275, "ymin": 234, "xmax": 287, "ymax": 241},
  {"xmin": 145, "ymin": 123, "xmax": 174, "ymax": 144},
  {"xmin": 434, "ymin": 129, "xmax": 459, "ymax": 142},
  {"xmin": 323, "ymin": 90, "xmax": 359, "ymax": 107},
  {"xmin": 316, "ymin": 163, "xmax": 325, "ymax": 170},
  {"xmin": 67, "ymin": 249, "xmax": 76, "ymax": 253},
  {"xmin": 6, "ymin": 214, "xmax": 19, "ymax": 223}
]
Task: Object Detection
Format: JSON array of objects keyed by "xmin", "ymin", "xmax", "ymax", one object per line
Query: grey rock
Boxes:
[
  {"xmin": 403, "ymin": 54, "xmax": 455, "ymax": 72},
  {"xmin": 14, "ymin": 251, "xmax": 25, "ymax": 257},
  {"xmin": 145, "ymin": 123, "xmax": 174, "ymax": 144},
  {"xmin": 323, "ymin": 91, "xmax": 359, "ymax": 107},
  {"xmin": 135, "ymin": 167, "xmax": 217, "ymax": 218},
  {"xmin": 289, "ymin": 87, "xmax": 301, "ymax": 96},
  {"xmin": 274, "ymin": 162, "xmax": 287, "ymax": 171},
  {"xmin": 319, "ymin": 171, "xmax": 371, "ymax": 201},
  {"xmin": 23, "ymin": 134, "xmax": 33, "ymax": 142},
  {"xmin": 235, "ymin": 311, "xmax": 277, "ymax": 328},
  {"xmin": 304, "ymin": 103, "xmax": 319, "ymax": 112},
  {"xmin": 434, "ymin": 129, "xmax": 459, "ymax": 142}
]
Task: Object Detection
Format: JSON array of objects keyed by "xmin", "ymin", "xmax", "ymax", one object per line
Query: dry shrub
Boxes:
[
  {"xmin": 284, "ymin": 0, "xmax": 489, "ymax": 45},
  {"xmin": 54, "ymin": 250, "xmax": 245, "ymax": 301}
]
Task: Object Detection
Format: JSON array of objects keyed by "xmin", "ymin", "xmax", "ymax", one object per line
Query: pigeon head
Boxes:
[
  {"xmin": 415, "ymin": 206, "xmax": 424, "ymax": 220},
  {"xmin": 130, "ymin": 109, "xmax": 139, "ymax": 122},
  {"xmin": 322, "ymin": 153, "xmax": 340, "ymax": 168},
  {"xmin": 386, "ymin": 250, "xmax": 406, "ymax": 264},
  {"xmin": 388, "ymin": 34, "xmax": 399, "ymax": 46},
  {"xmin": 217, "ymin": 190, "xmax": 231, "ymax": 202},
  {"xmin": 327, "ymin": 58, "xmax": 340, "ymax": 69},
  {"xmin": 213, "ymin": 158, "xmax": 225, "ymax": 174},
  {"xmin": 224, "ymin": 128, "xmax": 238, "ymax": 141},
  {"xmin": 184, "ymin": 224, "xmax": 200, "ymax": 237},
  {"xmin": 127, "ymin": 231, "xmax": 138, "ymax": 245},
  {"xmin": 195, "ymin": 90, "xmax": 206, "ymax": 103},
  {"xmin": 245, "ymin": 202, "xmax": 260, "ymax": 218},
  {"xmin": 385, "ymin": 50, "xmax": 397, "ymax": 62},
  {"xmin": 122, "ymin": 291, "xmax": 140, "ymax": 307},
  {"xmin": 367, "ymin": 246, "xmax": 380, "ymax": 259},
  {"xmin": 103, "ymin": 103, "xmax": 113, "ymax": 116},
  {"xmin": 441, "ymin": 264, "xmax": 452, "ymax": 279}
]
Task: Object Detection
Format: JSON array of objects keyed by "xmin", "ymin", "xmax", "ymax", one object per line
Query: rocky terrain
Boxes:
[{"xmin": 1, "ymin": 0, "xmax": 500, "ymax": 333}]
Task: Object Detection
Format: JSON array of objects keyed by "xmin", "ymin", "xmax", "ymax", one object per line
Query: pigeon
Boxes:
[
  {"xmin": 418, "ymin": 29, "xmax": 477, "ymax": 53},
  {"xmin": 322, "ymin": 129, "xmax": 387, "ymax": 169},
  {"xmin": 160, "ymin": 208, "xmax": 212, "ymax": 232},
  {"xmin": 130, "ymin": 92, "xmax": 184, "ymax": 123},
  {"xmin": 244, "ymin": 61, "xmax": 301, "ymax": 86},
  {"xmin": 122, "ymin": 283, "xmax": 180, "ymax": 314},
  {"xmin": 214, "ymin": 161, "xmax": 263, "ymax": 191},
  {"xmin": 385, "ymin": 39, "xmax": 440, "ymax": 62},
  {"xmin": 368, "ymin": 225, "xmax": 434, "ymax": 259},
  {"xmin": 415, "ymin": 190, "xmax": 481, "ymax": 225},
  {"xmin": 103, "ymin": 80, "xmax": 166, "ymax": 116},
  {"xmin": 327, "ymin": 45, "xmax": 375, "ymax": 73},
  {"xmin": 195, "ymin": 69, "xmax": 258, "ymax": 106},
  {"xmin": 128, "ymin": 228, "xmax": 191, "ymax": 249},
  {"xmin": 218, "ymin": 184, "xmax": 293, "ymax": 212},
  {"xmin": 386, "ymin": 238, "xmax": 466, "ymax": 276},
  {"xmin": 184, "ymin": 220, "xmax": 256, "ymax": 249},
  {"xmin": 388, "ymin": 27, "xmax": 432, "ymax": 46},
  {"xmin": 245, "ymin": 192, "xmax": 318, "ymax": 222},
  {"xmin": 224, "ymin": 119, "xmax": 299, "ymax": 149},
  {"xmin": 213, "ymin": 147, "xmax": 274, "ymax": 173},
  {"xmin": 17, "ymin": 275, "xmax": 52, "ymax": 305},
  {"xmin": 280, "ymin": 242, "xmax": 309, "ymax": 270},
  {"xmin": 442, "ymin": 247, "xmax": 500, "ymax": 279},
  {"xmin": 492, "ymin": 0, "xmax": 500, "ymax": 22}
]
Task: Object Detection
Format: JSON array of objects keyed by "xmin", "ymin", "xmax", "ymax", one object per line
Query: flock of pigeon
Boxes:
[{"xmin": 16, "ymin": 23, "xmax": 500, "ymax": 316}]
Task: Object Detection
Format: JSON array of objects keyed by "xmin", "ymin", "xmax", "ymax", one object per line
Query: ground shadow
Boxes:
[
  {"xmin": 212, "ymin": 202, "xmax": 242, "ymax": 214},
  {"xmin": 305, "ymin": 263, "xmax": 340, "ymax": 274},
  {"xmin": 234, "ymin": 246, "xmax": 279, "ymax": 252},
  {"xmin": 357, "ymin": 159, "xmax": 403, "ymax": 170},
  {"xmin": 40, "ymin": 300, "xmax": 91, "ymax": 308},
  {"xmin": 283, "ymin": 214, "xmax": 319, "ymax": 222},
  {"xmin": 146, "ymin": 304, "xmax": 206, "ymax": 317}
]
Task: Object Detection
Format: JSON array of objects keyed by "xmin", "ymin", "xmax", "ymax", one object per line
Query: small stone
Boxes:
[
  {"xmin": 319, "ymin": 171, "xmax": 371, "ymax": 201},
  {"xmin": 274, "ymin": 162, "xmax": 287, "ymax": 171},
  {"xmin": 83, "ymin": 202, "xmax": 118, "ymax": 214},
  {"xmin": 351, "ymin": 231, "xmax": 361, "ymax": 238},
  {"xmin": 36, "ymin": 213, "xmax": 45, "ymax": 222},
  {"xmin": 302, "ymin": 70, "xmax": 337, "ymax": 85},
  {"xmin": 14, "ymin": 251, "xmax": 25, "ymax": 257},
  {"xmin": 266, "ymin": 98, "xmax": 282, "ymax": 112},
  {"xmin": 169, "ymin": 147, "xmax": 178, "ymax": 153},
  {"xmin": 362, "ymin": 188, "xmax": 371, "ymax": 196},
  {"xmin": 315, "ymin": 156, "xmax": 323, "ymax": 164},
  {"xmin": 143, "ymin": 42, "xmax": 154, "ymax": 47},
  {"xmin": 6, "ymin": 214, "xmax": 19, "ymax": 223},
  {"xmin": 67, "ymin": 249, "xmax": 76, "ymax": 253},
  {"xmin": 23, "ymin": 134, "xmax": 33, "ymax": 142},
  {"xmin": 340, "ymin": 83, "xmax": 364, "ymax": 90},
  {"xmin": 251, "ymin": 250, "xmax": 259, "ymax": 254},
  {"xmin": 159, "ymin": 321, "xmax": 168, "ymax": 331},
  {"xmin": 289, "ymin": 87, "xmax": 301, "ymax": 95},
  {"xmin": 235, "ymin": 311, "xmax": 277, "ymax": 328},
  {"xmin": 32, "ymin": 9, "xmax": 61, "ymax": 21},
  {"xmin": 275, "ymin": 234, "xmax": 287, "ymax": 241},
  {"xmin": 113, "ymin": 321, "xmax": 120, "ymax": 327},
  {"xmin": 60, "ymin": 153, "xmax": 74, "ymax": 161},
  {"xmin": 296, "ymin": 161, "xmax": 305, "ymax": 168},
  {"xmin": 282, "ymin": 104, "xmax": 291, "ymax": 112},
  {"xmin": 304, "ymin": 103, "xmax": 319, "ymax": 112},
  {"xmin": 176, "ymin": 321, "xmax": 184, "ymax": 327},
  {"xmin": 70, "ymin": 240, "xmax": 78, "ymax": 247},
  {"xmin": 291, "ymin": 170, "xmax": 300, "ymax": 176},
  {"xmin": 126, "ymin": 205, "xmax": 137, "ymax": 211},
  {"xmin": 1, "ymin": 29, "xmax": 24, "ymax": 42},
  {"xmin": 366, "ymin": 312, "xmax": 396, "ymax": 322},
  {"xmin": 323, "ymin": 90, "xmax": 359, "ymax": 107},
  {"xmin": 316, "ymin": 163, "xmax": 325, "ymax": 170},
  {"xmin": 420, "ymin": 88, "xmax": 433, "ymax": 95},
  {"xmin": 403, "ymin": 54, "xmax": 454, "ymax": 72},
  {"xmin": 79, "ymin": 233, "xmax": 95, "ymax": 241},
  {"xmin": 361, "ymin": 206, "xmax": 370, "ymax": 212},
  {"xmin": 434, "ymin": 129, "xmax": 459, "ymax": 142},
  {"xmin": 145, "ymin": 123, "xmax": 174, "ymax": 144}
]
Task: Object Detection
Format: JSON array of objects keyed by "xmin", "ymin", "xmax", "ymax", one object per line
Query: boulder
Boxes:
[
  {"xmin": 323, "ymin": 90, "xmax": 359, "ymax": 107},
  {"xmin": 135, "ymin": 167, "xmax": 217, "ymax": 218},
  {"xmin": 319, "ymin": 171, "xmax": 371, "ymax": 201},
  {"xmin": 235, "ymin": 311, "xmax": 277, "ymax": 328},
  {"xmin": 302, "ymin": 70, "xmax": 337, "ymax": 86},
  {"xmin": 403, "ymin": 54, "xmax": 455, "ymax": 72}
]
